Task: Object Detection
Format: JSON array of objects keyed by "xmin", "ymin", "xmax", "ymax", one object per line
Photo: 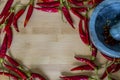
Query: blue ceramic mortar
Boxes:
[{"xmin": 89, "ymin": 0, "xmax": 120, "ymax": 58}]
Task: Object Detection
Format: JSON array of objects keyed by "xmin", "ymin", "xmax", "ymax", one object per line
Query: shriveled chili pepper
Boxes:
[
  {"xmin": 13, "ymin": 8, "xmax": 26, "ymax": 32},
  {"xmin": 36, "ymin": 1, "xmax": 60, "ymax": 7},
  {"xmin": 0, "ymin": 34, "xmax": 8, "ymax": 58},
  {"xmin": 0, "ymin": 72, "xmax": 18, "ymax": 80},
  {"xmin": 0, "ymin": 0, "xmax": 14, "ymax": 18},
  {"xmin": 35, "ymin": 7, "xmax": 58, "ymax": 13},
  {"xmin": 4, "ymin": 63, "xmax": 27, "ymax": 79},
  {"xmin": 62, "ymin": 6, "xmax": 75, "ymax": 29},
  {"xmin": 79, "ymin": 20, "xmax": 89, "ymax": 45},
  {"xmin": 5, "ymin": 55, "xmax": 20, "ymax": 67},
  {"xmin": 68, "ymin": 0, "xmax": 84, "ymax": 6},
  {"xmin": 4, "ymin": 12, "xmax": 14, "ymax": 32},
  {"xmin": 60, "ymin": 75, "xmax": 90, "ymax": 80},
  {"xmin": 112, "ymin": 64, "xmax": 120, "ymax": 73},
  {"xmin": 31, "ymin": 73, "xmax": 46, "ymax": 80},
  {"xmin": 101, "ymin": 53, "xmax": 120, "ymax": 62},
  {"xmin": 24, "ymin": 0, "xmax": 34, "ymax": 27},
  {"xmin": 91, "ymin": 43, "xmax": 97, "ymax": 60},
  {"xmin": 70, "ymin": 7, "xmax": 85, "ymax": 20},
  {"xmin": 71, "ymin": 64, "xmax": 94, "ymax": 71},
  {"xmin": 6, "ymin": 27, "xmax": 13, "ymax": 48},
  {"xmin": 75, "ymin": 56, "xmax": 97, "ymax": 69},
  {"xmin": 100, "ymin": 63, "xmax": 117, "ymax": 79}
]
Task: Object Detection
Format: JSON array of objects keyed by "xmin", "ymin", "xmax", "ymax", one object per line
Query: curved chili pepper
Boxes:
[
  {"xmin": 91, "ymin": 43, "xmax": 97, "ymax": 60},
  {"xmin": 35, "ymin": 7, "xmax": 58, "ymax": 13},
  {"xmin": 70, "ymin": 8, "xmax": 85, "ymax": 19},
  {"xmin": 75, "ymin": 56, "xmax": 97, "ymax": 69},
  {"xmin": 36, "ymin": 1, "xmax": 60, "ymax": 7},
  {"xmin": 100, "ymin": 63, "xmax": 117, "ymax": 79},
  {"xmin": 5, "ymin": 55, "xmax": 20, "ymax": 67},
  {"xmin": 79, "ymin": 20, "xmax": 89, "ymax": 45},
  {"xmin": 0, "ymin": 72, "xmax": 18, "ymax": 80},
  {"xmin": 24, "ymin": 1, "xmax": 34, "ymax": 27},
  {"xmin": 6, "ymin": 27, "xmax": 13, "ymax": 48},
  {"xmin": 13, "ymin": 8, "xmax": 26, "ymax": 32},
  {"xmin": 60, "ymin": 75, "xmax": 89, "ymax": 80},
  {"xmin": 62, "ymin": 6, "xmax": 75, "ymax": 29},
  {"xmin": 31, "ymin": 73, "xmax": 46, "ymax": 80},
  {"xmin": 68, "ymin": 0, "xmax": 84, "ymax": 6},
  {"xmin": 71, "ymin": 64, "xmax": 94, "ymax": 71},
  {"xmin": 0, "ymin": 34, "xmax": 8, "ymax": 58},
  {"xmin": 101, "ymin": 53, "xmax": 120, "ymax": 62},
  {"xmin": 4, "ymin": 12, "xmax": 14, "ymax": 32},
  {"xmin": 112, "ymin": 64, "xmax": 120, "ymax": 73},
  {"xmin": 4, "ymin": 64, "xmax": 27, "ymax": 79},
  {"xmin": 0, "ymin": 0, "xmax": 14, "ymax": 18}
]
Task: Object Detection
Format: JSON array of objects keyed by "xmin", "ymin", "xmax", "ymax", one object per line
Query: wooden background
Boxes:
[{"xmin": 0, "ymin": 0, "xmax": 120, "ymax": 80}]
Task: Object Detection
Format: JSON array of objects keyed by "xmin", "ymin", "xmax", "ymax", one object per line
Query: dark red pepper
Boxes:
[
  {"xmin": 62, "ymin": 6, "xmax": 75, "ymax": 29},
  {"xmin": 31, "ymin": 73, "xmax": 46, "ymax": 80},
  {"xmin": 75, "ymin": 56, "xmax": 97, "ymax": 69},
  {"xmin": 68, "ymin": 0, "xmax": 84, "ymax": 6},
  {"xmin": 13, "ymin": 8, "xmax": 26, "ymax": 32},
  {"xmin": 112, "ymin": 64, "xmax": 120, "ymax": 73},
  {"xmin": 24, "ymin": 1, "xmax": 34, "ymax": 27},
  {"xmin": 91, "ymin": 43, "xmax": 97, "ymax": 60},
  {"xmin": 71, "ymin": 64, "xmax": 94, "ymax": 71},
  {"xmin": 36, "ymin": 1, "xmax": 60, "ymax": 7},
  {"xmin": 0, "ymin": 34, "xmax": 8, "ymax": 58},
  {"xmin": 0, "ymin": 0, "xmax": 14, "ymax": 18},
  {"xmin": 60, "ymin": 75, "xmax": 89, "ymax": 80},
  {"xmin": 35, "ymin": 7, "xmax": 58, "ymax": 13}
]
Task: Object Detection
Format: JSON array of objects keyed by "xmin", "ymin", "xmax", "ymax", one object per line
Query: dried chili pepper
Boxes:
[
  {"xmin": 62, "ymin": 6, "xmax": 75, "ymax": 29},
  {"xmin": 68, "ymin": 0, "xmax": 84, "ymax": 6},
  {"xmin": 5, "ymin": 55, "xmax": 20, "ymax": 67},
  {"xmin": 112, "ymin": 64, "xmax": 120, "ymax": 73},
  {"xmin": 100, "ymin": 63, "xmax": 117, "ymax": 79},
  {"xmin": 0, "ymin": 34, "xmax": 8, "ymax": 58},
  {"xmin": 91, "ymin": 43, "xmax": 97, "ymax": 60},
  {"xmin": 101, "ymin": 53, "xmax": 120, "ymax": 62},
  {"xmin": 71, "ymin": 64, "xmax": 94, "ymax": 71},
  {"xmin": 35, "ymin": 7, "xmax": 58, "ymax": 13},
  {"xmin": 70, "ymin": 7, "xmax": 85, "ymax": 20},
  {"xmin": 31, "ymin": 73, "xmax": 46, "ymax": 80},
  {"xmin": 24, "ymin": 0, "xmax": 34, "ymax": 27},
  {"xmin": 4, "ymin": 64, "xmax": 27, "ymax": 79},
  {"xmin": 39, "ymin": 0, "xmax": 54, "ymax": 2},
  {"xmin": 36, "ymin": 1, "xmax": 60, "ymax": 7},
  {"xmin": 0, "ymin": 72, "xmax": 18, "ymax": 80},
  {"xmin": 4, "ymin": 12, "xmax": 14, "ymax": 32},
  {"xmin": 0, "ymin": 0, "xmax": 14, "ymax": 18},
  {"xmin": 60, "ymin": 75, "xmax": 90, "ymax": 80},
  {"xmin": 75, "ymin": 56, "xmax": 97, "ymax": 69},
  {"xmin": 13, "ymin": 8, "xmax": 26, "ymax": 32},
  {"xmin": 79, "ymin": 20, "xmax": 89, "ymax": 45}
]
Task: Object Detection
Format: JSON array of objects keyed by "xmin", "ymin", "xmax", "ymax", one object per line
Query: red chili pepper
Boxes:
[
  {"xmin": 77, "ymin": 7, "xmax": 88, "ymax": 12},
  {"xmin": 70, "ymin": 7, "xmax": 85, "ymax": 19},
  {"xmin": 100, "ymin": 63, "xmax": 117, "ymax": 79},
  {"xmin": 112, "ymin": 64, "xmax": 120, "ymax": 73},
  {"xmin": 39, "ymin": 0, "xmax": 54, "ymax": 2},
  {"xmin": 79, "ymin": 20, "xmax": 89, "ymax": 45},
  {"xmin": 0, "ymin": 34, "xmax": 8, "ymax": 58},
  {"xmin": 0, "ymin": 72, "xmax": 18, "ymax": 80},
  {"xmin": 71, "ymin": 64, "xmax": 94, "ymax": 71},
  {"xmin": 0, "ymin": 0, "xmax": 14, "ymax": 18},
  {"xmin": 36, "ymin": 1, "xmax": 60, "ymax": 7},
  {"xmin": 31, "ymin": 73, "xmax": 46, "ymax": 80},
  {"xmin": 60, "ymin": 75, "xmax": 89, "ymax": 80},
  {"xmin": 62, "ymin": 6, "xmax": 75, "ymax": 29},
  {"xmin": 4, "ymin": 12, "xmax": 14, "ymax": 32},
  {"xmin": 13, "ymin": 8, "xmax": 26, "ymax": 32},
  {"xmin": 24, "ymin": 1, "xmax": 34, "ymax": 27},
  {"xmin": 68, "ymin": 0, "xmax": 84, "ymax": 6},
  {"xmin": 5, "ymin": 55, "xmax": 20, "ymax": 67},
  {"xmin": 35, "ymin": 7, "xmax": 58, "ymax": 13},
  {"xmin": 101, "ymin": 53, "xmax": 120, "ymax": 62},
  {"xmin": 91, "ymin": 43, "xmax": 97, "ymax": 60},
  {"xmin": 6, "ymin": 27, "xmax": 13, "ymax": 48},
  {"xmin": 4, "ymin": 64, "xmax": 27, "ymax": 79},
  {"xmin": 75, "ymin": 56, "xmax": 97, "ymax": 69},
  {"xmin": 0, "ymin": 11, "xmax": 10, "ymax": 25}
]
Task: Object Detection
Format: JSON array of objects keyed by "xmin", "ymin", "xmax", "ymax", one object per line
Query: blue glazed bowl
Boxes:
[{"xmin": 89, "ymin": 0, "xmax": 120, "ymax": 58}]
